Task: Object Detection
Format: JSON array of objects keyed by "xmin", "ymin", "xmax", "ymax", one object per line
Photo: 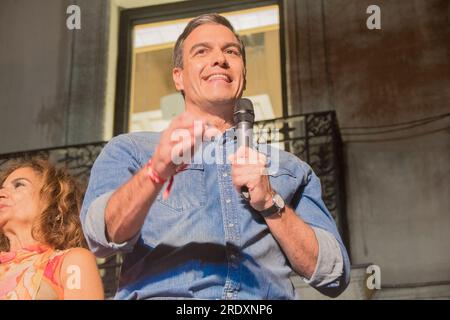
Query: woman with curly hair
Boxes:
[{"xmin": 0, "ymin": 158, "xmax": 104, "ymax": 300}]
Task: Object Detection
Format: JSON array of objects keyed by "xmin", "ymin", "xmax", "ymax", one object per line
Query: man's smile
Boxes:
[{"xmin": 203, "ymin": 72, "xmax": 232, "ymax": 83}]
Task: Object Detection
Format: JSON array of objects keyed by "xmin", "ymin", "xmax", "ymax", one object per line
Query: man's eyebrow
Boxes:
[
  {"xmin": 222, "ymin": 42, "xmax": 241, "ymax": 51},
  {"xmin": 189, "ymin": 42, "xmax": 211, "ymax": 54},
  {"xmin": 189, "ymin": 42, "xmax": 242, "ymax": 54}
]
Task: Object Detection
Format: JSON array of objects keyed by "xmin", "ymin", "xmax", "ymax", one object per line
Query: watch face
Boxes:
[{"xmin": 273, "ymin": 193, "xmax": 285, "ymax": 208}]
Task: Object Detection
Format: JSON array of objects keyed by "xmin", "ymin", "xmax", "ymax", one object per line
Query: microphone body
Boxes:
[
  {"xmin": 234, "ymin": 98, "xmax": 255, "ymax": 200},
  {"xmin": 236, "ymin": 120, "xmax": 253, "ymax": 149}
]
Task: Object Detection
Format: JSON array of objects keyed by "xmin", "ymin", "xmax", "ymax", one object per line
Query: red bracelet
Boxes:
[
  {"xmin": 145, "ymin": 160, "xmax": 189, "ymax": 200},
  {"xmin": 146, "ymin": 159, "xmax": 173, "ymax": 199},
  {"xmin": 146, "ymin": 159, "xmax": 166, "ymax": 184}
]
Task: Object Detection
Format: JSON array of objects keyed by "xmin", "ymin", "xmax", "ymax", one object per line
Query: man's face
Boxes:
[{"xmin": 173, "ymin": 23, "xmax": 246, "ymax": 109}]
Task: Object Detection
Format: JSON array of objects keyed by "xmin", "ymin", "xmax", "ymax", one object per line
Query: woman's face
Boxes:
[{"xmin": 0, "ymin": 167, "xmax": 45, "ymax": 232}]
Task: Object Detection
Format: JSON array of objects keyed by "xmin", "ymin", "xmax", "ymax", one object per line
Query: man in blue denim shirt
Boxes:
[{"xmin": 81, "ymin": 14, "xmax": 350, "ymax": 299}]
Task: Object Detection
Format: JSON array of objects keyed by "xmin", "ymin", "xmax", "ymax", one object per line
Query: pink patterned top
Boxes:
[{"xmin": 0, "ymin": 245, "xmax": 70, "ymax": 300}]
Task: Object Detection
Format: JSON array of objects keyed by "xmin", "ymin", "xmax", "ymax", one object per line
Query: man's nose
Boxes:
[{"xmin": 211, "ymin": 49, "xmax": 228, "ymax": 68}]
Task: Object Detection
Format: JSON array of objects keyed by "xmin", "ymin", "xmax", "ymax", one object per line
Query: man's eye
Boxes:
[
  {"xmin": 226, "ymin": 49, "xmax": 239, "ymax": 55},
  {"xmin": 195, "ymin": 48, "xmax": 207, "ymax": 55}
]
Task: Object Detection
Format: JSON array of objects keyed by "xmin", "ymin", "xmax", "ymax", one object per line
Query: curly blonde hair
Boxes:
[{"xmin": 0, "ymin": 157, "xmax": 87, "ymax": 251}]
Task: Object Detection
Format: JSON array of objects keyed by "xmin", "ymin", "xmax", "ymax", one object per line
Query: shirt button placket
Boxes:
[{"xmin": 220, "ymin": 140, "xmax": 240, "ymax": 299}]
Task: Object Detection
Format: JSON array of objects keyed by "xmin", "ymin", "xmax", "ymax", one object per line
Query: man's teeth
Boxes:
[{"xmin": 208, "ymin": 74, "xmax": 229, "ymax": 81}]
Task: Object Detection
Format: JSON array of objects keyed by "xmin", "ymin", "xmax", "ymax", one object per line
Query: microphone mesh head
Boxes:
[{"xmin": 234, "ymin": 98, "xmax": 255, "ymax": 124}]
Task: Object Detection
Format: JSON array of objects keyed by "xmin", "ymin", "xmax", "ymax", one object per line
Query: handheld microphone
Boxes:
[{"xmin": 234, "ymin": 98, "xmax": 255, "ymax": 200}]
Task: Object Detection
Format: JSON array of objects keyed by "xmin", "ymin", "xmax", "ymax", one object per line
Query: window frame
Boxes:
[{"xmin": 114, "ymin": 0, "xmax": 287, "ymax": 135}]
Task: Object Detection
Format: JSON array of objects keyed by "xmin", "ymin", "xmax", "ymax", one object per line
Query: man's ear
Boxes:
[{"xmin": 173, "ymin": 67, "xmax": 184, "ymax": 92}]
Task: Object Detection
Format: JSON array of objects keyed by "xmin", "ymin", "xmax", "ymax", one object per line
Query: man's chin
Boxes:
[{"xmin": 205, "ymin": 96, "xmax": 240, "ymax": 107}]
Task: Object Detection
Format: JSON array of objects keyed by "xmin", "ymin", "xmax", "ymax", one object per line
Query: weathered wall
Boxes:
[
  {"xmin": 0, "ymin": 0, "xmax": 109, "ymax": 154},
  {"xmin": 286, "ymin": 0, "xmax": 450, "ymax": 285}
]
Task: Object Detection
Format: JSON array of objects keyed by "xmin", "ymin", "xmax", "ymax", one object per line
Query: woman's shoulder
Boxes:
[
  {"xmin": 59, "ymin": 247, "xmax": 96, "ymax": 257},
  {"xmin": 58, "ymin": 247, "xmax": 98, "ymax": 269},
  {"xmin": 57, "ymin": 247, "xmax": 100, "ymax": 288},
  {"xmin": 58, "ymin": 247, "xmax": 104, "ymax": 299},
  {"xmin": 40, "ymin": 247, "xmax": 103, "ymax": 300},
  {"xmin": 46, "ymin": 247, "xmax": 98, "ymax": 281}
]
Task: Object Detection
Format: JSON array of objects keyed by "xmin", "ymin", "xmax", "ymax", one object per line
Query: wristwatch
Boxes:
[{"xmin": 259, "ymin": 192, "xmax": 285, "ymax": 218}]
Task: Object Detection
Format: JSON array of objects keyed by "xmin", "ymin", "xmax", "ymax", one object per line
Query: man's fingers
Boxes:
[
  {"xmin": 232, "ymin": 165, "xmax": 267, "ymax": 177},
  {"xmin": 229, "ymin": 147, "xmax": 267, "ymax": 166},
  {"xmin": 231, "ymin": 174, "xmax": 260, "ymax": 190}
]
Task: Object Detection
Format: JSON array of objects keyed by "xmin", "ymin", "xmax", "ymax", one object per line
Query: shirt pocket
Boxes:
[{"xmin": 156, "ymin": 163, "xmax": 206, "ymax": 212}]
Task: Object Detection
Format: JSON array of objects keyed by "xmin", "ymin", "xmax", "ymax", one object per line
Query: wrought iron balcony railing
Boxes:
[{"xmin": 0, "ymin": 110, "xmax": 348, "ymax": 298}]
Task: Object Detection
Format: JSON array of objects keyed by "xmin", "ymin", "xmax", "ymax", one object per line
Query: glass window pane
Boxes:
[{"xmin": 129, "ymin": 5, "xmax": 282, "ymax": 132}]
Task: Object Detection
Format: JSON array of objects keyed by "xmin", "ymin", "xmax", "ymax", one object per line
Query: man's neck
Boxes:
[{"xmin": 185, "ymin": 102, "xmax": 234, "ymax": 133}]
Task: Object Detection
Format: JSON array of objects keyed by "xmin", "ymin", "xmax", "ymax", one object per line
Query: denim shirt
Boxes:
[{"xmin": 80, "ymin": 130, "xmax": 350, "ymax": 299}]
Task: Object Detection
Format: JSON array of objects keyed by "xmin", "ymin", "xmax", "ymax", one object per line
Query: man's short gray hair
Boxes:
[{"xmin": 173, "ymin": 13, "xmax": 246, "ymax": 69}]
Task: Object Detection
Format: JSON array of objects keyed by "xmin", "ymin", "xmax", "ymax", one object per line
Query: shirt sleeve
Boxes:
[
  {"xmin": 80, "ymin": 134, "xmax": 146, "ymax": 258},
  {"xmin": 291, "ymin": 160, "xmax": 351, "ymax": 297},
  {"xmin": 302, "ymin": 227, "xmax": 344, "ymax": 289},
  {"xmin": 83, "ymin": 190, "xmax": 141, "ymax": 258}
]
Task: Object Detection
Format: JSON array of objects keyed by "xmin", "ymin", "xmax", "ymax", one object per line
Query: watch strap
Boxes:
[{"xmin": 259, "ymin": 193, "xmax": 284, "ymax": 217}]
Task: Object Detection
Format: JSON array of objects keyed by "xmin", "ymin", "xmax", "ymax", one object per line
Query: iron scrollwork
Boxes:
[{"xmin": 254, "ymin": 111, "xmax": 347, "ymax": 241}]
